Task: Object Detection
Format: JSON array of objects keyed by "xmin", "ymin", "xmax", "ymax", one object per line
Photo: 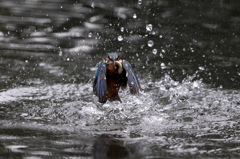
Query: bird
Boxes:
[{"xmin": 93, "ymin": 52, "xmax": 141, "ymax": 103}]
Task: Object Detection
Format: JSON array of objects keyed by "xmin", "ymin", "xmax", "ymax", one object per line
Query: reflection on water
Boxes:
[
  {"xmin": 0, "ymin": 0, "xmax": 240, "ymax": 158},
  {"xmin": 93, "ymin": 135, "xmax": 129, "ymax": 159}
]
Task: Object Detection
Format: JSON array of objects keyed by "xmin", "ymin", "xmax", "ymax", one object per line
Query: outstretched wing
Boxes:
[
  {"xmin": 122, "ymin": 60, "xmax": 141, "ymax": 94},
  {"xmin": 93, "ymin": 60, "xmax": 107, "ymax": 103}
]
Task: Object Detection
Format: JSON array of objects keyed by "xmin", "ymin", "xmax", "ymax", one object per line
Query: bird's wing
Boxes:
[
  {"xmin": 93, "ymin": 60, "xmax": 107, "ymax": 103},
  {"xmin": 122, "ymin": 60, "xmax": 141, "ymax": 94}
]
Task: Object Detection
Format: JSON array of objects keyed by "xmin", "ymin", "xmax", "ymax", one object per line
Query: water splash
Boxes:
[{"xmin": 1, "ymin": 74, "xmax": 240, "ymax": 156}]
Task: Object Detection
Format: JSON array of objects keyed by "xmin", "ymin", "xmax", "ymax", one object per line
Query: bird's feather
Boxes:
[
  {"xmin": 93, "ymin": 60, "xmax": 107, "ymax": 103},
  {"xmin": 122, "ymin": 60, "xmax": 141, "ymax": 94}
]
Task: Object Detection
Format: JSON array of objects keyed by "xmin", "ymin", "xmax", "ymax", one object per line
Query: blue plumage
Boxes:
[
  {"xmin": 122, "ymin": 60, "xmax": 141, "ymax": 94},
  {"xmin": 93, "ymin": 60, "xmax": 107, "ymax": 103}
]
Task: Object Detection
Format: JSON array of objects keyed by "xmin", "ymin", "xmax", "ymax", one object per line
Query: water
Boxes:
[{"xmin": 0, "ymin": 0, "xmax": 240, "ymax": 158}]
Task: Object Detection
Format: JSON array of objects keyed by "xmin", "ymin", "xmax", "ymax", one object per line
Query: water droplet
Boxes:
[
  {"xmin": 120, "ymin": 27, "xmax": 124, "ymax": 32},
  {"xmin": 76, "ymin": 33, "xmax": 80, "ymax": 37},
  {"xmin": 88, "ymin": 32, "xmax": 92, "ymax": 37},
  {"xmin": 138, "ymin": 0, "xmax": 142, "ymax": 4},
  {"xmin": 199, "ymin": 66, "xmax": 205, "ymax": 71},
  {"xmin": 160, "ymin": 53, "xmax": 163, "ymax": 58},
  {"xmin": 59, "ymin": 48, "xmax": 63, "ymax": 56},
  {"xmin": 91, "ymin": 2, "xmax": 95, "ymax": 8},
  {"xmin": 131, "ymin": 81, "xmax": 134, "ymax": 85},
  {"xmin": 133, "ymin": 14, "xmax": 137, "ymax": 19},
  {"xmin": 118, "ymin": 35, "xmax": 123, "ymax": 41},
  {"xmin": 147, "ymin": 40, "xmax": 154, "ymax": 47},
  {"xmin": 161, "ymin": 63, "xmax": 166, "ymax": 69},
  {"xmin": 67, "ymin": 58, "xmax": 70, "ymax": 61},
  {"xmin": 152, "ymin": 49, "xmax": 157, "ymax": 55},
  {"xmin": 190, "ymin": 47, "xmax": 194, "ymax": 52},
  {"xmin": 146, "ymin": 24, "xmax": 153, "ymax": 31},
  {"xmin": 25, "ymin": 60, "xmax": 29, "ymax": 63},
  {"xmin": 159, "ymin": 35, "xmax": 163, "ymax": 38}
]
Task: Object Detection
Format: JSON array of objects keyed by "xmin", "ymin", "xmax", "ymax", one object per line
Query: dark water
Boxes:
[{"xmin": 0, "ymin": 0, "xmax": 240, "ymax": 158}]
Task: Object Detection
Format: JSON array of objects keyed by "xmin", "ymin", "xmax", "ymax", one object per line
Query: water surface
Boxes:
[{"xmin": 0, "ymin": 0, "xmax": 240, "ymax": 158}]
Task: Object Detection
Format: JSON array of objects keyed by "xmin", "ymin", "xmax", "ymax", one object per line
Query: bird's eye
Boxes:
[{"xmin": 108, "ymin": 56, "xmax": 113, "ymax": 61}]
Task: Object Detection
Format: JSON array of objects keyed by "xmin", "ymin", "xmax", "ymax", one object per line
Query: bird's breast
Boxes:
[
  {"xmin": 106, "ymin": 64, "xmax": 116, "ymax": 75},
  {"xmin": 106, "ymin": 61, "xmax": 123, "ymax": 75}
]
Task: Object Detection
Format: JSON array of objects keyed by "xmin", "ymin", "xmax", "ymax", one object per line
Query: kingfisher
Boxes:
[{"xmin": 93, "ymin": 53, "xmax": 141, "ymax": 103}]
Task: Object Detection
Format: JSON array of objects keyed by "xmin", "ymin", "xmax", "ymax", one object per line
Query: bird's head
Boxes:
[
  {"xmin": 107, "ymin": 52, "xmax": 123, "ymax": 74},
  {"xmin": 107, "ymin": 52, "xmax": 119, "ymax": 66}
]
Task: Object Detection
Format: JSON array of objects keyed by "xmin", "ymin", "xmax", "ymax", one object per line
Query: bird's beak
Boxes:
[
  {"xmin": 115, "ymin": 61, "xmax": 123, "ymax": 74},
  {"xmin": 112, "ymin": 57, "xmax": 116, "ymax": 66},
  {"xmin": 113, "ymin": 59, "xmax": 115, "ymax": 66}
]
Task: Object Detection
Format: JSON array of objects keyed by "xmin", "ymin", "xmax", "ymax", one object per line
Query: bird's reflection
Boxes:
[{"xmin": 93, "ymin": 134, "xmax": 129, "ymax": 159}]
